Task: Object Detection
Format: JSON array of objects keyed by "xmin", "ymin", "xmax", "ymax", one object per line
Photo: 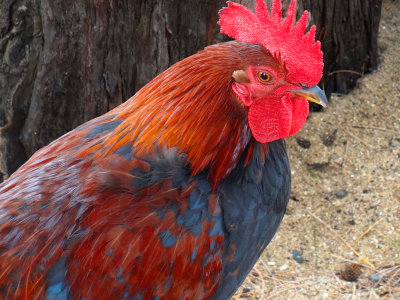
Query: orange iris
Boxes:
[{"xmin": 257, "ymin": 72, "xmax": 271, "ymax": 83}]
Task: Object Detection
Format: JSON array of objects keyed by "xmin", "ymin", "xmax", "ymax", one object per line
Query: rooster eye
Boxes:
[{"xmin": 257, "ymin": 72, "xmax": 272, "ymax": 83}]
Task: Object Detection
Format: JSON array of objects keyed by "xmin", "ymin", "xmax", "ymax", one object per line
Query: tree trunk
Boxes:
[
  {"xmin": 0, "ymin": 0, "xmax": 382, "ymax": 181},
  {"xmin": 295, "ymin": 0, "xmax": 382, "ymax": 97},
  {"xmin": 0, "ymin": 0, "xmax": 228, "ymax": 180}
]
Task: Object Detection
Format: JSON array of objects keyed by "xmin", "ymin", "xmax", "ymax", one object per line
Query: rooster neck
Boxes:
[{"xmin": 101, "ymin": 42, "xmax": 256, "ymax": 188}]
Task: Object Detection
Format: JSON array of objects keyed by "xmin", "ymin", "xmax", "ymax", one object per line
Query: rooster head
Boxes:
[{"xmin": 219, "ymin": 0, "xmax": 327, "ymax": 143}]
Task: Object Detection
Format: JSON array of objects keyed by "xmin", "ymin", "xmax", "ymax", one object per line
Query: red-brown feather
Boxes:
[{"xmin": 92, "ymin": 42, "xmax": 268, "ymax": 187}]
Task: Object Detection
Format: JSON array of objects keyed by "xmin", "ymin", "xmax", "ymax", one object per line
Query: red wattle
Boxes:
[
  {"xmin": 289, "ymin": 96, "xmax": 309, "ymax": 136},
  {"xmin": 248, "ymin": 95, "xmax": 309, "ymax": 143}
]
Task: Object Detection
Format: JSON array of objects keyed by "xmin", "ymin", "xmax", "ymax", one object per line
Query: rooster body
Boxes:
[
  {"xmin": 0, "ymin": 1, "xmax": 327, "ymax": 299},
  {"xmin": 0, "ymin": 124, "xmax": 289, "ymax": 299}
]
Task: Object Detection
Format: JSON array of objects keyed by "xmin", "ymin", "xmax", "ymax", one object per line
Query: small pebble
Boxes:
[
  {"xmin": 292, "ymin": 250, "xmax": 304, "ymax": 263},
  {"xmin": 321, "ymin": 129, "xmax": 337, "ymax": 147},
  {"xmin": 251, "ymin": 271, "xmax": 259, "ymax": 277},
  {"xmin": 369, "ymin": 273, "xmax": 381, "ymax": 281},
  {"xmin": 296, "ymin": 137, "xmax": 311, "ymax": 149},
  {"xmin": 336, "ymin": 189, "xmax": 348, "ymax": 199},
  {"xmin": 242, "ymin": 287, "xmax": 251, "ymax": 293},
  {"xmin": 348, "ymin": 219, "xmax": 356, "ymax": 226},
  {"xmin": 279, "ymin": 264, "xmax": 288, "ymax": 271},
  {"xmin": 390, "ymin": 140, "xmax": 398, "ymax": 147}
]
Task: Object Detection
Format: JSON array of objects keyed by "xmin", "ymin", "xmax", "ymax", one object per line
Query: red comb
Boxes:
[{"xmin": 218, "ymin": 0, "xmax": 324, "ymax": 87}]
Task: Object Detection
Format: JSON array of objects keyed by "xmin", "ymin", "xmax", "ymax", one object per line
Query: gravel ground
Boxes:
[{"xmin": 236, "ymin": 0, "xmax": 400, "ymax": 299}]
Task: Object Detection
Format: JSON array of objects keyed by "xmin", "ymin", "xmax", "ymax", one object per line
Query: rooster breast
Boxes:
[{"xmin": 212, "ymin": 139, "xmax": 290, "ymax": 298}]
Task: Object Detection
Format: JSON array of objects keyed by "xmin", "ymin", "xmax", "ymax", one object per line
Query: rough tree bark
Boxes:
[
  {"xmin": 0, "ymin": 0, "xmax": 382, "ymax": 181},
  {"xmin": 0, "ymin": 0, "xmax": 228, "ymax": 180},
  {"xmin": 293, "ymin": 0, "xmax": 382, "ymax": 96}
]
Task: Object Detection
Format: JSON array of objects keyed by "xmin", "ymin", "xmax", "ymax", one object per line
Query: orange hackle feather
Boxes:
[{"xmin": 78, "ymin": 42, "xmax": 258, "ymax": 188}]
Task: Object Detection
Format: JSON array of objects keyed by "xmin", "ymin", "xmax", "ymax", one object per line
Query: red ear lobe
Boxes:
[{"xmin": 232, "ymin": 82, "xmax": 253, "ymax": 106}]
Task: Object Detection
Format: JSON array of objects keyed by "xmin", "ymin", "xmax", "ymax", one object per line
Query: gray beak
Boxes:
[{"xmin": 291, "ymin": 85, "xmax": 328, "ymax": 107}]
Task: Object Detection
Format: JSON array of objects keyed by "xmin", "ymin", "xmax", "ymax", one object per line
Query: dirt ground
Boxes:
[{"xmin": 236, "ymin": 0, "xmax": 400, "ymax": 299}]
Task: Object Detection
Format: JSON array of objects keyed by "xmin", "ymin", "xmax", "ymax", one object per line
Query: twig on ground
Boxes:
[
  {"xmin": 351, "ymin": 125, "xmax": 399, "ymax": 135},
  {"xmin": 341, "ymin": 140, "xmax": 349, "ymax": 172},
  {"xmin": 345, "ymin": 131, "xmax": 380, "ymax": 150},
  {"xmin": 309, "ymin": 212, "xmax": 375, "ymax": 269},
  {"xmin": 331, "ymin": 254, "xmax": 374, "ymax": 270},
  {"xmin": 356, "ymin": 218, "xmax": 383, "ymax": 243},
  {"xmin": 313, "ymin": 225, "xmax": 319, "ymax": 279}
]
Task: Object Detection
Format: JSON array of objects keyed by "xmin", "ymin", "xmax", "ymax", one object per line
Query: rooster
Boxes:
[{"xmin": 0, "ymin": 0, "xmax": 327, "ymax": 299}]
